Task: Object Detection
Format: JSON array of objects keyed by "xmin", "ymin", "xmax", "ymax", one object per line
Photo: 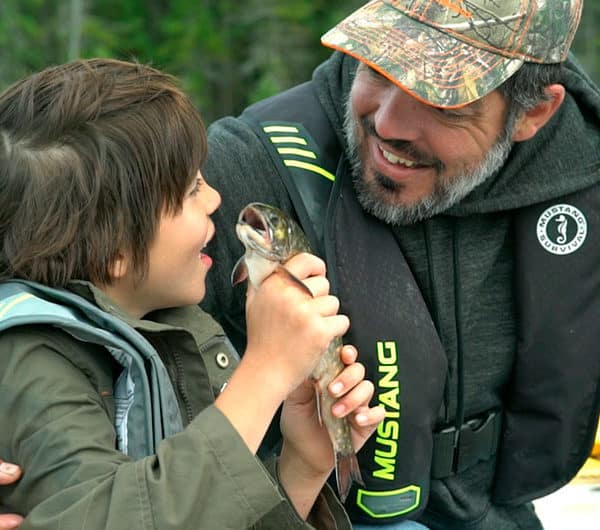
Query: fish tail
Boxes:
[{"xmin": 335, "ymin": 452, "xmax": 364, "ymax": 503}]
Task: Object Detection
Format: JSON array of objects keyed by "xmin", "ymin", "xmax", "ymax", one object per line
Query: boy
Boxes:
[{"xmin": 0, "ymin": 59, "xmax": 383, "ymax": 529}]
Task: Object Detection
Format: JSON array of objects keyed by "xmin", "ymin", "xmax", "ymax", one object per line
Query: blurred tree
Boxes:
[
  {"xmin": 0, "ymin": 0, "xmax": 597, "ymax": 123},
  {"xmin": 0, "ymin": 0, "xmax": 365, "ymax": 122},
  {"xmin": 68, "ymin": 0, "xmax": 84, "ymax": 60},
  {"xmin": 0, "ymin": 0, "xmax": 71, "ymax": 87},
  {"xmin": 571, "ymin": 1, "xmax": 600, "ymax": 83},
  {"xmin": 157, "ymin": 0, "xmax": 364, "ymax": 119}
]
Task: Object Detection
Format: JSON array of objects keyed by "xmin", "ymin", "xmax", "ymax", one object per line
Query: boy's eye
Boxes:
[{"xmin": 189, "ymin": 177, "xmax": 203, "ymax": 196}]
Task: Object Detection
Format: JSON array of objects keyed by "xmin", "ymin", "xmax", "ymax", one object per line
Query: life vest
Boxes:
[
  {"xmin": 0, "ymin": 280, "xmax": 236, "ymax": 460},
  {"xmin": 240, "ymin": 82, "xmax": 600, "ymax": 523}
]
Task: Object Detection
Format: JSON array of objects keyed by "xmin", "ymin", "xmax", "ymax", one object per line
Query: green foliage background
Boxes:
[{"xmin": 0, "ymin": 0, "xmax": 598, "ymax": 124}]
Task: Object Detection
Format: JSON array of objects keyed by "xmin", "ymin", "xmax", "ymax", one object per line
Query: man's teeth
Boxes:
[{"xmin": 381, "ymin": 147, "xmax": 417, "ymax": 167}]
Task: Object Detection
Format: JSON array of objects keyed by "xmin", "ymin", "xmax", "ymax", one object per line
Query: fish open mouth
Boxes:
[
  {"xmin": 237, "ymin": 204, "xmax": 273, "ymax": 253},
  {"xmin": 241, "ymin": 207, "xmax": 268, "ymax": 240}
]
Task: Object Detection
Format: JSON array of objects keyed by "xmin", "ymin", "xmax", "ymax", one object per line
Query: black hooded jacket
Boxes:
[{"xmin": 202, "ymin": 52, "xmax": 600, "ymax": 529}]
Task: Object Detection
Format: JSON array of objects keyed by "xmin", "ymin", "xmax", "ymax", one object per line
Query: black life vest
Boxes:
[{"xmin": 241, "ymin": 81, "xmax": 600, "ymax": 524}]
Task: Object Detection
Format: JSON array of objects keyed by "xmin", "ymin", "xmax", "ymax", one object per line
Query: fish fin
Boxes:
[
  {"xmin": 231, "ymin": 256, "xmax": 248, "ymax": 286},
  {"xmin": 275, "ymin": 265, "xmax": 313, "ymax": 297},
  {"xmin": 335, "ymin": 452, "xmax": 364, "ymax": 503},
  {"xmin": 313, "ymin": 380, "xmax": 323, "ymax": 426}
]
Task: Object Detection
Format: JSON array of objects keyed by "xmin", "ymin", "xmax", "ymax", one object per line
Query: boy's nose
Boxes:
[{"xmin": 207, "ymin": 183, "xmax": 222, "ymax": 213}]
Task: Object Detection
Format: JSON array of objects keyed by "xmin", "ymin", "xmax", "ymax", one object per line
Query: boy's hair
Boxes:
[{"xmin": 0, "ymin": 58, "xmax": 207, "ymax": 286}]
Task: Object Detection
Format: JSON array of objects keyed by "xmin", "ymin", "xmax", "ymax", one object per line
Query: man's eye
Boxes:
[
  {"xmin": 437, "ymin": 107, "xmax": 467, "ymax": 119},
  {"xmin": 366, "ymin": 66, "xmax": 386, "ymax": 80}
]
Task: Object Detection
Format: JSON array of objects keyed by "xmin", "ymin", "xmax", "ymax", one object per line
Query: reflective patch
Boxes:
[
  {"xmin": 536, "ymin": 204, "xmax": 587, "ymax": 255},
  {"xmin": 356, "ymin": 485, "xmax": 421, "ymax": 518}
]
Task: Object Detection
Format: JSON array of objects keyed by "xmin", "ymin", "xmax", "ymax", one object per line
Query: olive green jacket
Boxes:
[{"xmin": 0, "ymin": 281, "xmax": 350, "ymax": 530}]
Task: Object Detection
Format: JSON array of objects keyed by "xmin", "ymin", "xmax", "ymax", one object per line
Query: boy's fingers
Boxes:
[
  {"xmin": 284, "ymin": 252, "xmax": 326, "ymax": 279},
  {"xmin": 302, "ymin": 276, "xmax": 330, "ymax": 297}
]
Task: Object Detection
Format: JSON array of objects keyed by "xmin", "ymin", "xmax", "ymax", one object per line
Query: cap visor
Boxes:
[{"xmin": 321, "ymin": 0, "xmax": 523, "ymax": 108}]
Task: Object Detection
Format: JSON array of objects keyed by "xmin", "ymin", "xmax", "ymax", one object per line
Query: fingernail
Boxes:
[
  {"xmin": 0, "ymin": 462, "xmax": 19, "ymax": 476},
  {"xmin": 332, "ymin": 403, "xmax": 346, "ymax": 416},
  {"xmin": 355, "ymin": 413, "xmax": 368, "ymax": 425},
  {"xmin": 330, "ymin": 382, "xmax": 343, "ymax": 395},
  {"xmin": 3, "ymin": 515, "xmax": 22, "ymax": 529}
]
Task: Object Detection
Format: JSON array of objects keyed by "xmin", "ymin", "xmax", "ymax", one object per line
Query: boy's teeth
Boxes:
[{"xmin": 381, "ymin": 148, "xmax": 416, "ymax": 167}]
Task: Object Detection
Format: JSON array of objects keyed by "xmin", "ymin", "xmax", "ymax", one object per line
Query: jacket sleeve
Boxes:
[
  {"xmin": 201, "ymin": 116, "xmax": 296, "ymax": 352},
  {"xmin": 259, "ymin": 458, "xmax": 352, "ymax": 530},
  {"xmin": 0, "ymin": 328, "xmax": 349, "ymax": 530}
]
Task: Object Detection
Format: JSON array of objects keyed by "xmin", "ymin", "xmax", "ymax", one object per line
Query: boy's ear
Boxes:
[
  {"xmin": 109, "ymin": 253, "xmax": 130, "ymax": 281},
  {"xmin": 511, "ymin": 84, "xmax": 565, "ymax": 142}
]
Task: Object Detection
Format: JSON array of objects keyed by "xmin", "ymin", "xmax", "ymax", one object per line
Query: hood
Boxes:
[
  {"xmin": 312, "ymin": 52, "xmax": 600, "ymax": 215},
  {"xmin": 312, "ymin": 51, "xmax": 357, "ymax": 150}
]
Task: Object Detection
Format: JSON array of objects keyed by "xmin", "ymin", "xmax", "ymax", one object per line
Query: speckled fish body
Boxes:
[{"xmin": 232, "ymin": 202, "xmax": 363, "ymax": 502}]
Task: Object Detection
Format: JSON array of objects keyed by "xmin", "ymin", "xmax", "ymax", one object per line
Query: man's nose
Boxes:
[{"xmin": 373, "ymin": 85, "xmax": 427, "ymax": 143}]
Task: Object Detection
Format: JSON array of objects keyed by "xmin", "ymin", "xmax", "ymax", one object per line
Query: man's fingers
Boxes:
[
  {"xmin": 0, "ymin": 462, "xmax": 23, "ymax": 529},
  {"xmin": 331, "ymin": 379, "xmax": 374, "ymax": 418},
  {"xmin": 0, "ymin": 461, "xmax": 21, "ymax": 484},
  {"xmin": 339, "ymin": 344, "xmax": 358, "ymax": 365},
  {"xmin": 328, "ymin": 362, "xmax": 366, "ymax": 398},
  {"xmin": 353, "ymin": 405, "xmax": 386, "ymax": 429},
  {"xmin": 0, "ymin": 513, "xmax": 24, "ymax": 530}
]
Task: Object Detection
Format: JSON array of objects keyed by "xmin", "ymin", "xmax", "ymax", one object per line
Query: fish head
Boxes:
[
  {"xmin": 236, "ymin": 202, "xmax": 311, "ymax": 261},
  {"xmin": 232, "ymin": 202, "xmax": 311, "ymax": 287}
]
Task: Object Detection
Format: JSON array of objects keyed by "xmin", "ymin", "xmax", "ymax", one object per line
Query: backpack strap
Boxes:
[{"xmin": 0, "ymin": 280, "xmax": 183, "ymax": 460}]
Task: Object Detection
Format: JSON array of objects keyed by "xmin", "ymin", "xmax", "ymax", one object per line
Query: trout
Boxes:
[{"xmin": 231, "ymin": 202, "xmax": 363, "ymax": 502}]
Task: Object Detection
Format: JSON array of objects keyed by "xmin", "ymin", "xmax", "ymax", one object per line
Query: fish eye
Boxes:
[{"xmin": 274, "ymin": 227, "xmax": 287, "ymax": 241}]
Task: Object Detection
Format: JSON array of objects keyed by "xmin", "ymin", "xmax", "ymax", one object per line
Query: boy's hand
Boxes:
[
  {"xmin": 0, "ymin": 461, "xmax": 23, "ymax": 530},
  {"xmin": 279, "ymin": 345, "xmax": 385, "ymax": 483},
  {"xmin": 244, "ymin": 252, "xmax": 350, "ymax": 395},
  {"xmin": 216, "ymin": 252, "xmax": 350, "ymax": 455}
]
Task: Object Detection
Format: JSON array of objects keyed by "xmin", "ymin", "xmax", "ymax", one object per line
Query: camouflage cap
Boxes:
[{"xmin": 321, "ymin": 0, "xmax": 583, "ymax": 108}]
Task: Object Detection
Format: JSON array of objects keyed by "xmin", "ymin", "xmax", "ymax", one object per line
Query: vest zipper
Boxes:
[{"xmin": 424, "ymin": 221, "xmax": 451, "ymax": 424}]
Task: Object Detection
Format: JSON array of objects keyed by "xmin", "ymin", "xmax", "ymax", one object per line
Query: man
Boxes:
[{"xmin": 201, "ymin": 1, "xmax": 599, "ymax": 529}]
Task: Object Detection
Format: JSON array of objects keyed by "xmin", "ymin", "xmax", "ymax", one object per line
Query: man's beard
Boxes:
[{"xmin": 343, "ymin": 98, "xmax": 518, "ymax": 225}]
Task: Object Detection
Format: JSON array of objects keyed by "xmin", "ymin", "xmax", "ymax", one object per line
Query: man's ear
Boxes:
[{"xmin": 511, "ymin": 84, "xmax": 565, "ymax": 142}]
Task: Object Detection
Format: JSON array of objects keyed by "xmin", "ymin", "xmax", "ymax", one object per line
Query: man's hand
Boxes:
[
  {"xmin": 279, "ymin": 345, "xmax": 383, "ymax": 478},
  {"xmin": 277, "ymin": 345, "xmax": 385, "ymax": 518},
  {"xmin": 0, "ymin": 461, "xmax": 23, "ymax": 530}
]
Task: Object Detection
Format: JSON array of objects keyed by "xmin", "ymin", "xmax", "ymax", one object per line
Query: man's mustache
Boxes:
[{"xmin": 361, "ymin": 117, "xmax": 443, "ymax": 171}]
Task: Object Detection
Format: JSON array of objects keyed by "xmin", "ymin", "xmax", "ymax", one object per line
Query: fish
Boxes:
[{"xmin": 231, "ymin": 202, "xmax": 364, "ymax": 502}]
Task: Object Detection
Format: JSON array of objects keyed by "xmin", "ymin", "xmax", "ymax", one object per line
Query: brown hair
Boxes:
[{"xmin": 0, "ymin": 58, "xmax": 207, "ymax": 286}]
